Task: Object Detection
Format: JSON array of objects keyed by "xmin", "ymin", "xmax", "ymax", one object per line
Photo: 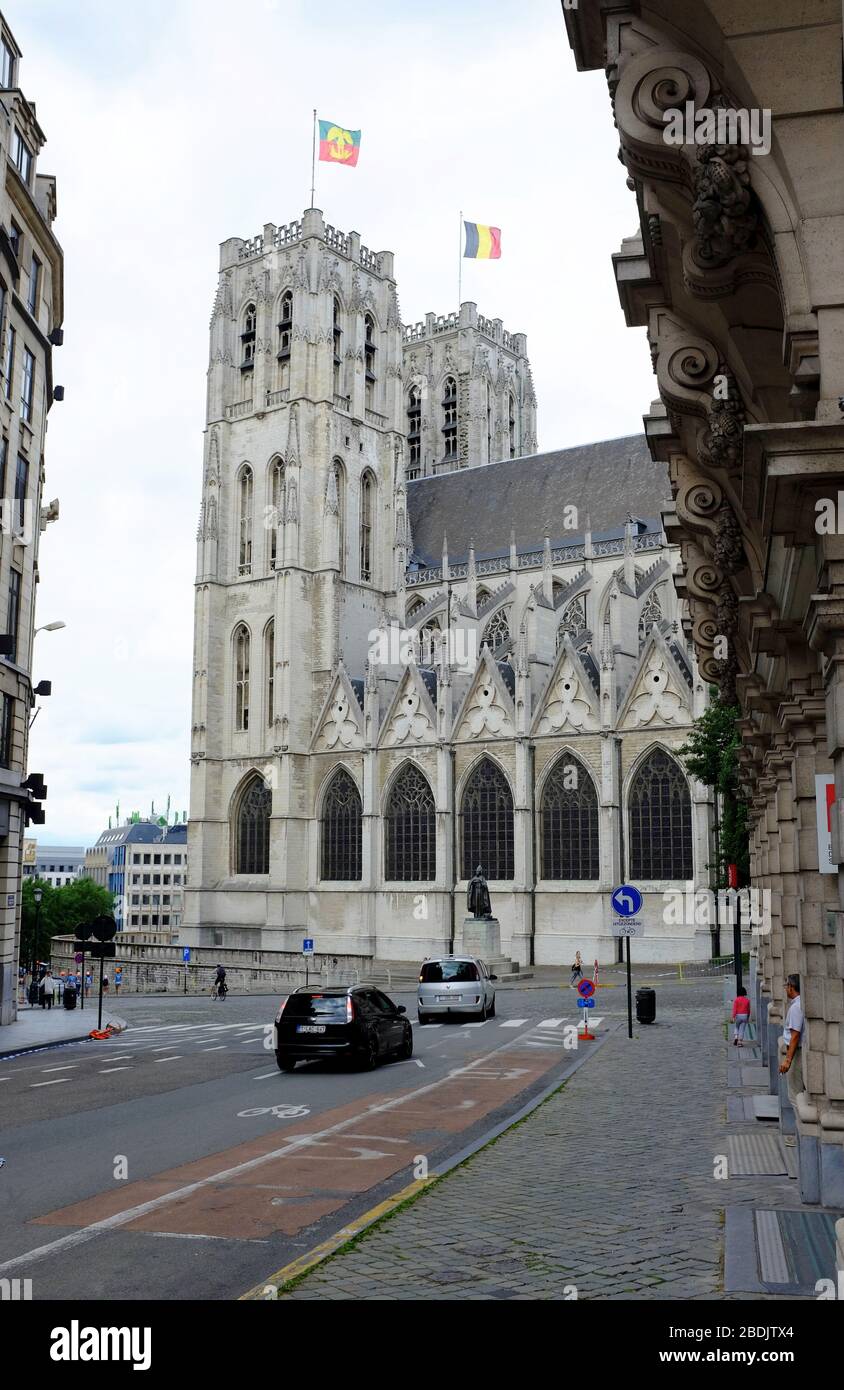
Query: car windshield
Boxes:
[
  {"xmin": 282, "ymin": 994, "xmax": 348, "ymax": 1020},
  {"xmin": 420, "ymin": 961, "xmax": 479, "ymax": 983}
]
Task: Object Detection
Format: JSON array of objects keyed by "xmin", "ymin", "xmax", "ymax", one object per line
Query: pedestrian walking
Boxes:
[
  {"xmin": 41, "ymin": 971, "xmax": 55, "ymax": 1010},
  {"xmin": 102, "ymin": 974, "xmax": 109, "ymax": 994},
  {"xmin": 569, "ymin": 951, "xmax": 583, "ymax": 988},
  {"xmin": 731, "ymin": 986, "xmax": 751, "ymax": 1046},
  {"xmin": 779, "ymin": 974, "xmax": 804, "ymax": 1096},
  {"xmin": 114, "ymin": 968, "xmax": 122, "ymax": 996}
]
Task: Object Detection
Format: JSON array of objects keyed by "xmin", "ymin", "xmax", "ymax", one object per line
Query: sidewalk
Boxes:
[
  {"xmin": 276, "ymin": 975, "xmax": 832, "ymax": 1300},
  {"xmin": 0, "ymin": 1002, "xmax": 126, "ymax": 1057}
]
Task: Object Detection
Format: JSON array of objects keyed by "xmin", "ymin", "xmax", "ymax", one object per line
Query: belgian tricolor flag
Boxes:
[{"xmin": 463, "ymin": 220, "xmax": 501, "ymax": 259}]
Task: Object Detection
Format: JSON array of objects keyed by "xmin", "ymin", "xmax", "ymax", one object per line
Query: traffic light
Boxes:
[{"xmin": 22, "ymin": 772, "xmax": 47, "ymax": 826}]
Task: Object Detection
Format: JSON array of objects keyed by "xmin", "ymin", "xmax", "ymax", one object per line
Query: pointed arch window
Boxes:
[
  {"xmin": 482, "ymin": 607, "xmax": 510, "ymax": 652},
  {"xmin": 638, "ymin": 585, "xmax": 664, "ymax": 648},
  {"xmin": 333, "ymin": 298, "xmax": 343, "ymax": 396},
  {"xmin": 461, "ymin": 758, "xmax": 514, "ymax": 881},
  {"xmin": 541, "ymin": 755, "xmax": 599, "ymax": 879},
  {"xmin": 277, "ymin": 290, "xmax": 293, "ymax": 388},
  {"xmin": 486, "ymin": 382, "xmax": 494, "ymax": 464},
  {"xmin": 234, "ymin": 624, "xmax": 250, "ymax": 732},
  {"xmin": 269, "ymin": 459, "xmax": 284, "ymax": 571},
  {"xmin": 265, "ymin": 622, "xmax": 275, "ymax": 727},
  {"xmin": 333, "ymin": 459, "xmax": 346, "ymax": 574},
  {"xmin": 321, "ymin": 768, "xmax": 362, "ymax": 881},
  {"xmin": 385, "ymin": 764, "xmax": 436, "ymax": 881},
  {"xmin": 556, "ymin": 595, "xmax": 587, "ymax": 650},
  {"xmin": 360, "ymin": 470, "xmax": 374, "ymax": 582},
  {"xmin": 237, "ymin": 466, "xmax": 253, "ymax": 575},
  {"xmin": 508, "ymin": 393, "xmax": 517, "ymax": 457},
  {"xmin": 241, "ymin": 303, "xmax": 256, "ymax": 371},
  {"xmin": 406, "ymin": 596, "xmax": 425, "ymax": 624},
  {"xmin": 364, "ymin": 313, "xmax": 377, "ymax": 409},
  {"xmin": 419, "ymin": 619, "xmax": 440, "ymax": 666},
  {"xmin": 442, "ymin": 376, "xmax": 457, "ymax": 462},
  {"xmin": 628, "ymin": 749, "xmax": 693, "ymax": 880},
  {"xmin": 235, "ymin": 776, "xmax": 271, "ymax": 874},
  {"xmin": 407, "ymin": 385, "xmax": 421, "ymax": 475}
]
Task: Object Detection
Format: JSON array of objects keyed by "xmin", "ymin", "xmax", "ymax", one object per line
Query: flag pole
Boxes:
[
  {"xmin": 458, "ymin": 209, "xmax": 463, "ymax": 307},
  {"xmin": 310, "ymin": 109, "xmax": 317, "ymax": 209}
]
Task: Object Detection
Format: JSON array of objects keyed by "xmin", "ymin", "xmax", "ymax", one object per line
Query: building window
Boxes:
[
  {"xmin": 3, "ymin": 324, "xmax": 14, "ymax": 399},
  {"xmin": 0, "ymin": 692, "xmax": 12, "ymax": 766},
  {"xmin": 14, "ymin": 453, "xmax": 28, "ymax": 531},
  {"xmin": 234, "ymin": 624, "xmax": 250, "ymax": 732},
  {"xmin": 237, "ymin": 466, "xmax": 253, "ymax": 575},
  {"xmin": 277, "ymin": 290, "xmax": 293, "ymax": 375},
  {"xmin": 265, "ymin": 621, "xmax": 275, "ymax": 726},
  {"xmin": 460, "ymin": 758, "xmax": 514, "ymax": 881},
  {"xmin": 442, "ymin": 376, "xmax": 457, "ymax": 461},
  {"xmin": 508, "ymin": 393, "xmax": 517, "ymax": 457},
  {"xmin": 21, "ymin": 344, "xmax": 35, "ymax": 419},
  {"xmin": 8, "ymin": 221, "xmax": 21, "ymax": 261},
  {"xmin": 269, "ymin": 458, "xmax": 284, "ymax": 570},
  {"xmin": 142, "ymin": 873, "xmax": 150, "ymax": 885},
  {"xmin": 359, "ymin": 470, "xmax": 374, "ymax": 582},
  {"xmin": 333, "ymin": 459, "xmax": 345, "ymax": 574},
  {"xmin": 482, "ymin": 607, "xmax": 510, "ymax": 652},
  {"xmin": 407, "ymin": 386, "xmax": 421, "ymax": 474},
  {"xmin": 385, "ymin": 763, "xmax": 436, "ymax": 881},
  {"xmin": 638, "ymin": 586, "xmax": 664, "ymax": 648},
  {"xmin": 27, "ymin": 255, "xmax": 40, "ymax": 317},
  {"xmin": 153, "ymin": 854, "xmax": 160, "ymax": 864},
  {"xmin": 628, "ymin": 749, "xmax": 693, "ymax": 880},
  {"xmin": 541, "ymin": 754, "xmax": 599, "ymax": 879},
  {"xmin": 320, "ymin": 767, "xmax": 362, "ymax": 881},
  {"xmin": 12, "ymin": 131, "xmax": 32, "ymax": 184},
  {"xmin": 241, "ymin": 303, "xmax": 256, "ymax": 370},
  {"xmin": 235, "ymin": 776, "xmax": 271, "ymax": 874},
  {"xmin": 1, "ymin": 37, "xmax": 15, "ymax": 88},
  {"xmin": 364, "ymin": 313, "xmax": 376, "ymax": 409},
  {"xmin": 556, "ymin": 595, "xmax": 587, "ymax": 650},
  {"xmin": 333, "ymin": 298, "xmax": 342, "ymax": 396},
  {"xmin": 6, "ymin": 567, "xmax": 20, "ymax": 663},
  {"xmin": 143, "ymin": 854, "xmax": 150, "ymax": 864}
]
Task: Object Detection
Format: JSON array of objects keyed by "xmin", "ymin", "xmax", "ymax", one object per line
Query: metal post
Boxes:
[
  {"xmin": 733, "ymin": 888, "xmax": 744, "ymax": 996},
  {"xmin": 310, "ymin": 108, "xmax": 317, "ymax": 209},
  {"xmin": 712, "ymin": 790, "xmax": 722, "ymax": 958},
  {"xmin": 97, "ymin": 954, "xmax": 104, "ymax": 1032},
  {"xmin": 79, "ymin": 951, "xmax": 84, "ymax": 1011},
  {"xmin": 626, "ymin": 935, "xmax": 633, "ymax": 1039}
]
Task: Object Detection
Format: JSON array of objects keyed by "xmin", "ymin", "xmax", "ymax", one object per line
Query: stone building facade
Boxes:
[
  {"xmin": 564, "ymin": 0, "xmax": 844, "ymax": 1209},
  {"xmin": 185, "ymin": 205, "xmax": 712, "ymax": 967},
  {"xmin": 0, "ymin": 10, "xmax": 63, "ymax": 1025}
]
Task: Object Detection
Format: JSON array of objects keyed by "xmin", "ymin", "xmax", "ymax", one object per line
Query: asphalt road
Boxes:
[{"xmin": 0, "ymin": 982, "xmax": 611, "ymax": 1300}]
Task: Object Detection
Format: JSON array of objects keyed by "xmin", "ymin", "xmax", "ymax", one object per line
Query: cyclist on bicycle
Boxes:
[{"xmin": 213, "ymin": 963, "xmax": 228, "ymax": 1000}]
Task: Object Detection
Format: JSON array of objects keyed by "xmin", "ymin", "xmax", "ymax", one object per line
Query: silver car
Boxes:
[{"xmin": 417, "ymin": 955, "xmax": 497, "ymax": 1023}]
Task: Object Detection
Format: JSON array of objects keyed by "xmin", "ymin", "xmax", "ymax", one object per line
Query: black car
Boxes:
[{"xmin": 272, "ymin": 985, "xmax": 413, "ymax": 1072}]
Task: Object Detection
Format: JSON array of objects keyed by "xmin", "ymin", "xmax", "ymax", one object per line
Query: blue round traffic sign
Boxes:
[
  {"xmin": 611, "ymin": 884, "xmax": 643, "ymax": 917},
  {"xmin": 578, "ymin": 978, "xmax": 595, "ymax": 998}
]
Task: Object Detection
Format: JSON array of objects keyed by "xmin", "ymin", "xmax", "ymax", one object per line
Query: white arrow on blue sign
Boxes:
[
  {"xmin": 303, "ymin": 939, "xmax": 314, "ymax": 954},
  {"xmin": 611, "ymin": 884, "xmax": 643, "ymax": 917}
]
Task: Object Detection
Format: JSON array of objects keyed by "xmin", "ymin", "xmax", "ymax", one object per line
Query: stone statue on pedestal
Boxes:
[{"xmin": 467, "ymin": 865, "xmax": 493, "ymax": 920}]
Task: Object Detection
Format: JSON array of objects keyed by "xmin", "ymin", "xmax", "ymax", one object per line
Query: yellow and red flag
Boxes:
[
  {"xmin": 463, "ymin": 220, "xmax": 501, "ymax": 259},
  {"xmin": 318, "ymin": 119, "xmax": 361, "ymax": 167}
]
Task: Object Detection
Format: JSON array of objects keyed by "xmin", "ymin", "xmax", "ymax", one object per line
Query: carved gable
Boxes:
[
  {"xmin": 454, "ymin": 652, "xmax": 515, "ymax": 740},
  {"xmin": 618, "ymin": 631, "xmax": 690, "ymax": 730},
  {"xmin": 533, "ymin": 639, "xmax": 600, "ymax": 736},
  {"xmin": 312, "ymin": 670, "xmax": 364, "ymax": 751},
  {"xmin": 380, "ymin": 667, "xmax": 438, "ymax": 748}
]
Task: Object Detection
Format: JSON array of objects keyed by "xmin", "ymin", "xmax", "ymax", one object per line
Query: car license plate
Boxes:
[
  {"xmin": 436, "ymin": 995, "xmax": 454, "ymax": 1003},
  {"xmin": 296, "ymin": 1024, "xmax": 325, "ymax": 1033}
]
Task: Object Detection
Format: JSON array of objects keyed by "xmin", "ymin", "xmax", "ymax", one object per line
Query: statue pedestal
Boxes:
[{"xmin": 461, "ymin": 916, "xmax": 501, "ymax": 960}]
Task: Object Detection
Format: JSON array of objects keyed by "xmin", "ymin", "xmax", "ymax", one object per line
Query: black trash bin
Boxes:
[
  {"xmin": 63, "ymin": 984, "xmax": 77, "ymax": 1010},
  {"xmin": 28, "ymin": 982, "xmax": 39, "ymax": 1006},
  {"xmin": 636, "ymin": 987, "xmax": 656, "ymax": 1024}
]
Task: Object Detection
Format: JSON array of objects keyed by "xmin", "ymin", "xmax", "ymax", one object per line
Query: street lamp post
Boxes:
[{"xmin": 32, "ymin": 887, "xmax": 43, "ymax": 1001}]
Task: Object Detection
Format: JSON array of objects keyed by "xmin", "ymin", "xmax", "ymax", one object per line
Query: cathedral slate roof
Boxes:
[{"xmin": 407, "ymin": 434, "xmax": 669, "ymax": 565}]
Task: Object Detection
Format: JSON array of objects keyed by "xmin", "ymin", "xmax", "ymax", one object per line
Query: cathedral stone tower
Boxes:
[
  {"xmin": 402, "ymin": 303, "xmax": 536, "ymax": 477},
  {"xmin": 187, "ymin": 208, "xmax": 404, "ymax": 948}
]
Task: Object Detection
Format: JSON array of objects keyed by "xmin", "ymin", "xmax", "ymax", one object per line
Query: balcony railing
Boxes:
[
  {"xmin": 334, "ymin": 393, "xmax": 351, "ymax": 413},
  {"xmin": 266, "ymin": 387, "xmax": 289, "ymax": 408},
  {"xmin": 365, "ymin": 408, "xmax": 386, "ymax": 427},
  {"xmin": 226, "ymin": 399, "xmax": 253, "ymax": 420}
]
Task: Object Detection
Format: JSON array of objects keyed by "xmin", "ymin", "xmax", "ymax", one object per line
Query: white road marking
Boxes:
[
  {"xmin": 465, "ymin": 1022, "xmax": 487, "ymax": 1028},
  {"xmin": 499, "ymin": 1019, "xmax": 528, "ymax": 1028},
  {"xmin": 104, "ymin": 1055, "xmax": 134, "ymax": 1061},
  {"xmin": 253, "ymin": 1070, "xmax": 279, "ymax": 1080},
  {"xmin": 201, "ymin": 1045, "xmax": 227, "ymax": 1052},
  {"xmin": 414, "ymin": 1059, "xmax": 425, "ymax": 1068},
  {"xmin": 0, "ymin": 1028, "xmax": 548, "ymax": 1275},
  {"xmin": 537, "ymin": 1019, "xmax": 565, "ymax": 1029},
  {"xmin": 41, "ymin": 1065, "xmax": 76, "ymax": 1073},
  {"xmin": 31, "ymin": 1078, "xmax": 71, "ymax": 1087},
  {"xmin": 151, "ymin": 1046, "xmax": 178, "ymax": 1052},
  {"xmin": 153, "ymin": 1056, "xmax": 182, "ymax": 1063},
  {"xmin": 99, "ymin": 1067, "xmax": 131, "ymax": 1074}
]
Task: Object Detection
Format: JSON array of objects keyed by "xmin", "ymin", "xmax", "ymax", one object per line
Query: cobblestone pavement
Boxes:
[{"xmin": 281, "ymin": 976, "xmax": 743, "ymax": 1300}]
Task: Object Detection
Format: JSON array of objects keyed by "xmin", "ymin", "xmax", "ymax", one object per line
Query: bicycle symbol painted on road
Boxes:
[{"xmin": 237, "ymin": 1104, "xmax": 311, "ymax": 1120}]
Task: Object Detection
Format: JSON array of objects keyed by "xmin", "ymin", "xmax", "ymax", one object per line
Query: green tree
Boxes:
[
  {"xmin": 20, "ymin": 876, "xmax": 115, "ymax": 973},
  {"xmin": 50, "ymin": 877, "xmax": 115, "ymax": 936},
  {"xmin": 679, "ymin": 688, "xmax": 750, "ymax": 887}
]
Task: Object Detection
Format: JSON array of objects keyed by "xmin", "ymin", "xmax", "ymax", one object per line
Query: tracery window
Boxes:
[
  {"xmin": 320, "ymin": 768, "xmax": 362, "ymax": 881},
  {"xmin": 234, "ymin": 624, "xmax": 250, "ymax": 732},
  {"xmin": 407, "ymin": 385, "xmax": 421, "ymax": 474},
  {"xmin": 385, "ymin": 764, "xmax": 436, "ymax": 881},
  {"xmin": 265, "ymin": 622, "xmax": 275, "ymax": 727},
  {"xmin": 235, "ymin": 776, "xmax": 271, "ymax": 874},
  {"xmin": 638, "ymin": 585, "xmax": 664, "ymax": 648},
  {"xmin": 333, "ymin": 298, "xmax": 342, "ymax": 395},
  {"xmin": 540, "ymin": 755, "xmax": 599, "ymax": 879},
  {"xmin": 460, "ymin": 758, "xmax": 514, "ymax": 880},
  {"xmin": 364, "ymin": 313, "xmax": 376, "ymax": 409},
  {"xmin": 360, "ymin": 470, "xmax": 374, "ymax": 582},
  {"xmin": 237, "ymin": 466, "xmax": 253, "ymax": 575},
  {"xmin": 269, "ymin": 459, "xmax": 284, "ymax": 570},
  {"xmin": 628, "ymin": 749, "xmax": 693, "ymax": 880},
  {"xmin": 241, "ymin": 303, "xmax": 256, "ymax": 370},
  {"xmin": 482, "ymin": 607, "xmax": 510, "ymax": 651},
  {"xmin": 556, "ymin": 595, "xmax": 586, "ymax": 650},
  {"xmin": 442, "ymin": 376, "xmax": 457, "ymax": 461}
]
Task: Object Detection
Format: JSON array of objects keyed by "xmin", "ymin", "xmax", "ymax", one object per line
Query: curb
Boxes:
[
  {"xmin": 240, "ymin": 1021, "xmax": 617, "ymax": 1300},
  {"xmin": 0, "ymin": 1015, "xmax": 127, "ymax": 1061}
]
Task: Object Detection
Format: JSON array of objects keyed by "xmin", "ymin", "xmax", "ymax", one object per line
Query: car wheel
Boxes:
[
  {"xmin": 360, "ymin": 1034, "xmax": 378, "ymax": 1070},
  {"xmin": 488, "ymin": 996, "xmax": 496, "ymax": 1018},
  {"xmin": 475, "ymin": 1005, "xmax": 487, "ymax": 1022},
  {"xmin": 418, "ymin": 1012, "xmax": 431, "ymax": 1025},
  {"xmin": 398, "ymin": 1027, "xmax": 413, "ymax": 1060},
  {"xmin": 276, "ymin": 1054, "xmax": 296, "ymax": 1072}
]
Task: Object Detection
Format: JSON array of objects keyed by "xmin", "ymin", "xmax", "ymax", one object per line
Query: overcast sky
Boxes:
[{"xmin": 18, "ymin": 0, "xmax": 654, "ymax": 846}]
